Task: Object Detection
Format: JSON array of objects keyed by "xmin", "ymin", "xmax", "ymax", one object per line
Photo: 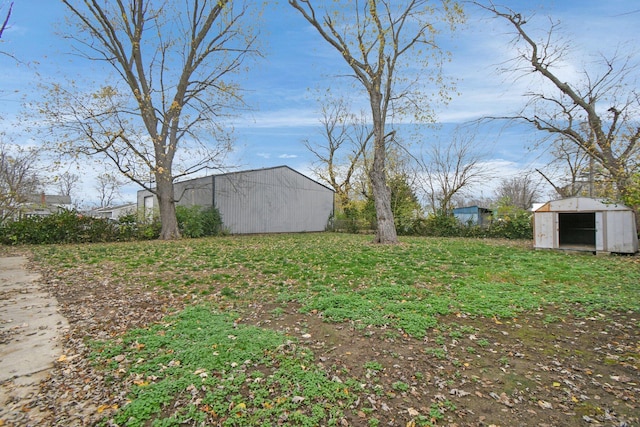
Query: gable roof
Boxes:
[
  {"xmin": 175, "ymin": 165, "xmax": 335, "ymax": 193},
  {"xmin": 533, "ymin": 197, "xmax": 632, "ymax": 212},
  {"xmin": 25, "ymin": 194, "xmax": 72, "ymax": 206}
]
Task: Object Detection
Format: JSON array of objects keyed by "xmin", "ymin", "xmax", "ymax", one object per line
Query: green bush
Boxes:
[
  {"xmin": 409, "ymin": 210, "xmax": 532, "ymax": 240},
  {"xmin": 199, "ymin": 206, "xmax": 223, "ymax": 236},
  {"xmin": 0, "ymin": 209, "xmax": 163, "ymax": 245},
  {"xmin": 176, "ymin": 205, "xmax": 223, "ymax": 238},
  {"xmin": 329, "ymin": 202, "xmax": 375, "ymax": 234},
  {"xmin": 413, "ymin": 213, "xmax": 462, "ymax": 237},
  {"xmin": 176, "ymin": 205, "xmax": 203, "ymax": 238},
  {"xmin": 487, "ymin": 210, "xmax": 533, "ymax": 239},
  {"xmin": 0, "ymin": 210, "xmax": 120, "ymax": 245},
  {"xmin": 116, "ymin": 213, "xmax": 161, "ymax": 241}
]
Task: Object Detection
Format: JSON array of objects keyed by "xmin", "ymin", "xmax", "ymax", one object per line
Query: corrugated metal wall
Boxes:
[
  {"xmin": 175, "ymin": 176, "xmax": 214, "ymax": 207},
  {"xmin": 136, "ymin": 166, "xmax": 335, "ymax": 234},
  {"xmin": 137, "ymin": 176, "xmax": 214, "ymax": 212},
  {"xmin": 213, "ymin": 167, "xmax": 334, "ymax": 234}
]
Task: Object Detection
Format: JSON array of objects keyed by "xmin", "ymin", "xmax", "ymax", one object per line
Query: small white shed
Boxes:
[{"xmin": 533, "ymin": 197, "xmax": 638, "ymax": 254}]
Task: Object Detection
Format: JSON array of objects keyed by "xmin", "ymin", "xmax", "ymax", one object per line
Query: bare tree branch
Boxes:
[
  {"xmin": 0, "ymin": 1, "xmax": 12, "ymax": 39},
  {"xmin": 290, "ymin": 0, "xmax": 464, "ymax": 243},
  {"xmin": 43, "ymin": 1, "xmax": 259, "ymax": 239},
  {"xmin": 476, "ymin": 1, "xmax": 640, "ymax": 211},
  {"xmin": 417, "ymin": 129, "xmax": 490, "ymax": 214},
  {"xmin": 304, "ymin": 96, "xmax": 372, "ymax": 208}
]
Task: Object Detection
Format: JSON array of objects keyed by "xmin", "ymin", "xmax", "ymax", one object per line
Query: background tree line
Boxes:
[{"xmin": 1, "ymin": 1, "xmax": 638, "ymax": 242}]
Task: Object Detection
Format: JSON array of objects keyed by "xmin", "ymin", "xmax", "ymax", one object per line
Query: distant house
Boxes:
[
  {"xmin": 533, "ymin": 197, "xmax": 638, "ymax": 254},
  {"xmin": 452, "ymin": 206, "xmax": 493, "ymax": 227},
  {"xmin": 87, "ymin": 203, "xmax": 137, "ymax": 221},
  {"xmin": 137, "ymin": 166, "xmax": 335, "ymax": 234},
  {"xmin": 22, "ymin": 193, "xmax": 73, "ymax": 217}
]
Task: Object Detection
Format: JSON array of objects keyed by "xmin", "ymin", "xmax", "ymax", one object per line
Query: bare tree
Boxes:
[
  {"xmin": 55, "ymin": 171, "xmax": 80, "ymax": 198},
  {"xmin": 289, "ymin": 0, "xmax": 464, "ymax": 244},
  {"xmin": 95, "ymin": 172, "xmax": 126, "ymax": 208},
  {"xmin": 304, "ymin": 97, "xmax": 372, "ymax": 209},
  {"xmin": 537, "ymin": 135, "xmax": 594, "ymax": 198},
  {"xmin": 0, "ymin": 140, "xmax": 42, "ymax": 222},
  {"xmin": 45, "ymin": 1, "xmax": 259, "ymax": 239},
  {"xmin": 495, "ymin": 174, "xmax": 541, "ymax": 210},
  {"xmin": 478, "ymin": 2, "xmax": 640, "ymax": 211},
  {"xmin": 418, "ymin": 130, "xmax": 489, "ymax": 215}
]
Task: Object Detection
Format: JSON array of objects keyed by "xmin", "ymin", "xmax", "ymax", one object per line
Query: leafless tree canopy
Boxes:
[
  {"xmin": 537, "ymin": 136, "xmax": 597, "ymax": 198},
  {"xmin": 495, "ymin": 174, "xmax": 541, "ymax": 210},
  {"xmin": 48, "ymin": 0, "xmax": 259, "ymax": 239},
  {"xmin": 0, "ymin": 141, "xmax": 42, "ymax": 222},
  {"xmin": 418, "ymin": 130, "xmax": 489, "ymax": 214},
  {"xmin": 477, "ymin": 2, "xmax": 640, "ymax": 209},
  {"xmin": 304, "ymin": 97, "xmax": 372, "ymax": 208},
  {"xmin": 94, "ymin": 172, "xmax": 126, "ymax": 209},
  {"xmin": 290, "ymin": 0, "xmax": 464, "ymax": 243},
  {"xmin": 55, "ymin": 171, "xmax": 80, "ymax": 199}
]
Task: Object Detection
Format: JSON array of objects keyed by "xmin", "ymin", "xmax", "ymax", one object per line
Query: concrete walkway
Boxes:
[{"xmin": 0, "ymin": 256, "xmax": 69, "ymax": 425}]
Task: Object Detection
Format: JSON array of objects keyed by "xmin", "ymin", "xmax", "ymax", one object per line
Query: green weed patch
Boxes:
[
  {"xmin": 30, "ymin": 233, "xmax": 640, "ymax": 426},
  {"xmin": 91, "ymin": 305, "xmax": 361, "ymax": 426},
  {"xmin": 34, "ymin": 234, "xmax": 640, "ymax": 333}
]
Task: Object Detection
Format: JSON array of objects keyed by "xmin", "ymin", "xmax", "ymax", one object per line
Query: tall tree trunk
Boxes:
[
  {"xmin": 370, "ymin": 161, "xmax": 397, "ymax": 243},
  {"xmin": 370, "ymin": 99, "xmax": 398, "ymax": 244},
  {"xmin": 155, "ymin": 172, "xmax": 181, "ymax": 240}
]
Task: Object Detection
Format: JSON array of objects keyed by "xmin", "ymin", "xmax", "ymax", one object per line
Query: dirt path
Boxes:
[{"xmin": 0, "ymin": 256, "xmax": 69, "ymax": 426}]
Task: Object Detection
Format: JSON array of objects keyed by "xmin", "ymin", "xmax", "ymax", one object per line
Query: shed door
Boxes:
[{"xmin": 558, "ymin": 212, "xmax": 596, "ymax": 248}]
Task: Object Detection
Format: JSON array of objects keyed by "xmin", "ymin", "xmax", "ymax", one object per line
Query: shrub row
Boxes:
[
  {"xmin": 0, "ymin": 210, "xmax": 160, "ymax": 245},
  {"xmin": 0, "ymin": 205, "xmax": 224, "ymax": 245},
  {"xmin": 330, "ymin": 210, "xmax": 533, "ymax": 240},
  {"xmin": 412, "ymin": 211, "xmax": 533, "ymax": 239}
]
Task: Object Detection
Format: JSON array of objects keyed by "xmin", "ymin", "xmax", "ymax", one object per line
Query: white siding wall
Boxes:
[
  {"xmin": 595, "ymin": 212, "xmax": 605, "ymax": 252},
  {"xmin": 604, "ymin": 211, "xmax": 639, "ymax": 253},
  {"xmin": 533, "ymin": 212, "xmax": 555, "ymax": 249}
]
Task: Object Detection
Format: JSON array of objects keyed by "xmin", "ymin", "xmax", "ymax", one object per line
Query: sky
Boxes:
[{"xmin": 0, "ymin": 0, "xmax": 638, "ymax": 207}]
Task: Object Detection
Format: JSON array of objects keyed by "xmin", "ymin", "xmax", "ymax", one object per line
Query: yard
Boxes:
[{"xmin": 21, "ymin": 234, "xmax": 640, "ymax": 425}]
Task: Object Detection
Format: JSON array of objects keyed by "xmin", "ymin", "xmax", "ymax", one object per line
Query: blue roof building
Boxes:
[{"xmin": 452, "ymin": 206, "xmax": 493, "ymax": 227}]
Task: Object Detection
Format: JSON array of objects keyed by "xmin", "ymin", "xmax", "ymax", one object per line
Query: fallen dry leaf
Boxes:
[{"xmin": 538, "ymin": 400, "xmax": 553, "ymax": 410}]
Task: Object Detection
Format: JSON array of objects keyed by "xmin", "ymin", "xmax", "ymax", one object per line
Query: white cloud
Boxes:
[
  {"xmin": 278, "ymin": 154, "xmax": 298, "ymax": 159},
  {"xmin": 235, "ymin": 108, "xmax": 319, "ymax": 129}
]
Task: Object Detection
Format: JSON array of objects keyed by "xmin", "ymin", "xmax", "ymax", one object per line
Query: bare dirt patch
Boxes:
[
  {"xmin": 6, "ymin": 259, "xmax": 639, "ymax": 427},
  {"xmin": 244, "ymin": 303, "xmax": 639, "ymax": 426}
]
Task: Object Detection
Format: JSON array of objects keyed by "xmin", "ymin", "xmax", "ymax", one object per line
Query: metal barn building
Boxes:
[
  {"xmin": 137, "ymin": 166, "xmax": 335, "ymax": 234},
  {"xmin": 533, "ymin": 197, "xmax": 638, "ymax": 254}
]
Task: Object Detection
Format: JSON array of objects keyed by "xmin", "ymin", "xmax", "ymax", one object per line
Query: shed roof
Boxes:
[
  {"xmin": 453, "ymin": 205, "xmax": 492, "ymax": 214},
  {"xmin": 533, "ymin": 197, "xmax": 632, "ymax": 213}
]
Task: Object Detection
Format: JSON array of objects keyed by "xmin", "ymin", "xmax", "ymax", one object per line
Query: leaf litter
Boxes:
[{"xmin": 2, "ymin": 239, "xmax": 638, "ymax": 427}]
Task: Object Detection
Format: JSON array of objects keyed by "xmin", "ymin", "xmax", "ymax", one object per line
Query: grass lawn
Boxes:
[{"xmin": 29, "ymin": 233, "xmax": 640, "ymax": 426}]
